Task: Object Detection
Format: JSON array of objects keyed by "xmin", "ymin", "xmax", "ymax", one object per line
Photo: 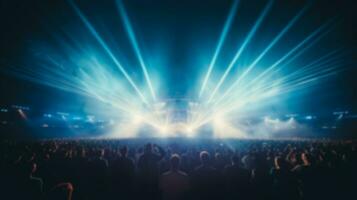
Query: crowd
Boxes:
[{"xmin": 0, "ymin": 138, "xmax": 356, "ymax": 200}]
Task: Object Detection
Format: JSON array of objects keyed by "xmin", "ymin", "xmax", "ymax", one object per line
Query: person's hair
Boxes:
[
  {"xmin": 99, "ymin": 149, "xmax": 105, "ymax": 157},
  {"xmin": 200, "ymin": 151, "xmax": 210, "ymax": 165},
  {"xmin": 231, "ymin": 155, "xmax": 240, "ymax": 165},
  {"xmin": 120, "ymin": 146, "xmax": 128, "ymax": 157},
  {"xmin": 144, "ymin": 143, "xmax": 153, "ymax": 154},
  {"xmin": 170, "ymin": 154, "xmax": 180, "ymax": 171},
  {"xmin": 301, "ymin": 152, "xmax": 311, "ymax": 165},
  {"xmin": 215, "ymin": 153, "xmax": 222, "ymax": 160}
]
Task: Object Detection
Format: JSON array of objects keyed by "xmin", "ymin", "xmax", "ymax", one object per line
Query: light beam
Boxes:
[
  {"xmin": 211, "ymin": 7, "xmax": 331, "ymax": 105},
  {"xmin": 116, "ymin": 0, "xmax": 157, "ymax": 101},
  {"xmin": 207, "ymin": 0, "xmax": 274, "ymax": 102},
  {"xmin": 199, "ymin": 0, "xmax": 240, "ymax": 97},
  {"xmin": 68, "ymin": 0, "xmax": 149, "ymax": 105}
]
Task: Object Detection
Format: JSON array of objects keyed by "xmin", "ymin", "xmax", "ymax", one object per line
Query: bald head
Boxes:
[
  {"xmin": 200, "ymin": 151, "xmax": 210, "ymax": 165},
  {"xmin": 170, "ymin": 154, "xmax": 180, "ymax": 171}
]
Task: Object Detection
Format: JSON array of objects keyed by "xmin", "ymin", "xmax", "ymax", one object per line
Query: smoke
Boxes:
[{"xmin": 244, "ymin": 116, "xmax": 311, "ymax": 138}]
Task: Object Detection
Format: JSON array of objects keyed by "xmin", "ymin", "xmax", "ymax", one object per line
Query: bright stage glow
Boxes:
[
  {"xmin": 4, "ymin": 0, "xmax": 351, "ymax": 139},
  {"xmin": 131, "ymin": 114, "xmax": 143, "ymax": 125},
  {"xmin": 185, "ymin": 125, "xmax": 194, "ymax": 135},
  {"xmin": 158, "ymin": 125, "xmax": 169, "ymax": 136}
]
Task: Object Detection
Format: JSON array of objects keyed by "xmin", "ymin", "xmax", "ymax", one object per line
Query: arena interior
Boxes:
[{"xmin": 0, "ymin": 0, "xmax": 356, "ymax": 200}]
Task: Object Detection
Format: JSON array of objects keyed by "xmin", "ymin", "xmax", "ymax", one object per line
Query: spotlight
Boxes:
[
  {"xmin": 213, "ymin": 114, "xmax": 224, "ymax": 126},
  {"xmin": 185, "ymin": 125, "xmax": 195, "ymax": 137},
  {"xmin": 158, "ymin": 125, "xmax": 169, "ymax": 135},
  {"xmin": 132, "ymin": 115, "xmax": 143, "ymax": 125},
  {"xmin": 186, "ymin": 126, "xmax": 194, "ymax": 133}
]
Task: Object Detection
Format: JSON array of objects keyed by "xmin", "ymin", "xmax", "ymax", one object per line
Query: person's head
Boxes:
[
  {"xmin": 274, "ymin": 156, "xmax": 289, "ymax": 170},
  {"xmin": 215, "ymin": 153, "xmax": 222, "ymax": 161},
  {"xmin": 120, "ymin": 146, "xmax": 128, "ymax": 157},
  {"xmin": 301, "ymin": 152, "xmax": 311, "ymax": 166},
  {"xmin": 231, "ymin": 155, "xmax": 240, "ymax": 165},
  {"xmin": 200, "ymin": 151, "xmax": 210, "ymax": 166},
  {"xmin": 144, "ymin": 143, "xmax": 153, "ymax": 154},
  {"xmin": 170, "ymin": 154, "xmax": 181, "ymax": 171},
  {"xmin": 80, "ymin": 149, "xmax": 86, "ymax": 158},
  {"xmin": 97, "ymin": 149, "xmax": 105, "ymax": 157}
]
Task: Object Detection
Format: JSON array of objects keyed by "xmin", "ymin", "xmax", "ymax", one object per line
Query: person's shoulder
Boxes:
[
  {"xmin": 177, "ymin": 170, "xmax": 188, "ymax": 177},
  {"xmin": 208, "ymin": 166, "xmax": 218, "ymax": 172},
  {"xmin": 224, "ymin": 164, "xmax": 233, "ymax": 170},
  {"xmin": 291, "ymin": 164, "xmax": 302, "ymax": 172},
  {"xmin": 194, "ymin": 165, "xmax": 217, "ymax": 173},
  {"xmin": 30, "ymin": 176, "xmax": 43, "ymax": 186},
  {"xmin": 223, "ymin": 165, "xmax": 235, "ymax": 173},
  {"xmin": 194, "ymin": 165, "xmax": 203, "ymax": 172},
  {"xmin": 162, "ymin": 171, "xmax": 189, "ymax": 181},
  {"xmin": 153, "ymin": 153, "xmax": 163, "ymax": 160},
  {"xmin": 162, "ymin": 171, "xmax": 172, "ymax": 176},
  {"xmin": 239, "ymin": 166, "xmax": 250, "ymax": 172},
  {"xmin": 138, "ymin": 154, "xmax": 147, "ymax": 160},
  {"xmin": 123, "ymin": 157, "xmax": 134, "ymax": 163},
  {"xmin": 30, "ymin": 176, "xmax": 43, "ymax": 183}
]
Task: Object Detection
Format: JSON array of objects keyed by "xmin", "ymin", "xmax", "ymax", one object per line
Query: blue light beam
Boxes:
[
  {"xmin": 116, "ymin": 0, "xmax": 157, "ymax": 101},
  {"xmin": 68, "ymin": 0, "xmax": 149, "ymax": 105},
  {"xmin": 214, "ymin": 18, "xmax": 337, "ymax": 106},
  {"xmin": 232, "ymin": 4, "xmax": 310, "ymax": 82},
  {"xmin": 199, "ymin": 0, "xmax": 240, "ymax": 98},
  {"xmin": 207, "ymin": 0, "xmax": 274, "ymax": 102}
]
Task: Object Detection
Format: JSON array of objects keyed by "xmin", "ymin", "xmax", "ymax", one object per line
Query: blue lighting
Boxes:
[
  {"xmin": 305, "ymin": 116, "xmax": 313, "ymax": 120},
  {"xmin": 43, "ymin": 114, "xmax": 52, "ymax": 118},
  {"xmin": 2, "ymin": 0, "xmax": 353, "ymax": 138}
]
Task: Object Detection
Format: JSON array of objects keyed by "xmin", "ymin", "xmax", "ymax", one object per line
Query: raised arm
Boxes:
[{"xmin": 154, "ymin": 144, "xmax": 166, "ymax": 160}]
